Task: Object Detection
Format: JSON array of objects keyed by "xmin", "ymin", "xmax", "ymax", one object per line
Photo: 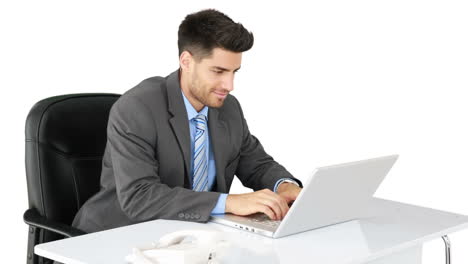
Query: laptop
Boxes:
[{"xmin": 210, "ymin": 155, "xmax": 398, "ymax": 238}]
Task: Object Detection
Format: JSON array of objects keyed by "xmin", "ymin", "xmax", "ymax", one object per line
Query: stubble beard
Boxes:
[{"xmin": 191, "ymin": 81, "xmax": 225, "ymax": 109}]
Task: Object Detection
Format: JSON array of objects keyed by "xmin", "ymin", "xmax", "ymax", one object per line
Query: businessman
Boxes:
[{"xmin": 72, "ymin": 9, "xmax": 302, "ymax": 233}]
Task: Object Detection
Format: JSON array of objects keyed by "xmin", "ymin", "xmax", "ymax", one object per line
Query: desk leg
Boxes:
[{"xmin": 442, "ymin": 235, "xmax": 451, "ymax": 264}]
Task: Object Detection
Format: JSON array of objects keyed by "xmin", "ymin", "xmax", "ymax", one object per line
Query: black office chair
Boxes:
[{"xmin": 23, "ymin": 93, "xmax": 120, "ymax": 264}]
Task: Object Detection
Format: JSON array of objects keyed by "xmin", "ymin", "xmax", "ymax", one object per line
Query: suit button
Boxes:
[
  {"xmin": 178, "ymin": 213, "xmax": 184, "ymax": 218},
  {"xmin": 185, "ymin": 213, "xmax": 190, "ymax": 219}
]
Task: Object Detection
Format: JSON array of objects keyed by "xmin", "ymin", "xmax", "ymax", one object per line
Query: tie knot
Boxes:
[{"xmin": 194, "ymin": 114, "xmax": 207, "ymax": 130}]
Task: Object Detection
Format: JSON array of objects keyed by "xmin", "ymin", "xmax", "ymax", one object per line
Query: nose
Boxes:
[{"xmin": 221, "ymin": 74, "xmax": 234, "ymax": 92}]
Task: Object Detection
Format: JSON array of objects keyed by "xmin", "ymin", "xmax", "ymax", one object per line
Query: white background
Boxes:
[{"xmin": 1, "ymin": 0, "xmax": 467, "ymax": 263}]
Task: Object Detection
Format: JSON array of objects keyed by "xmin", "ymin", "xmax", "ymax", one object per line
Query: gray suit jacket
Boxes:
[{"xmin": 72, "ymin": 70, "xmax": 300, "ymax": 233}]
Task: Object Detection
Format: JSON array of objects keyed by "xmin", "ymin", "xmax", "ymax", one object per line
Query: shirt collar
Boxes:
[{"xmin": 181, "ymin": 89, "xmax": 209, "ymax": 120}]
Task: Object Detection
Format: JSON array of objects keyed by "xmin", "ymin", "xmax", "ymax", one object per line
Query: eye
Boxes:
[{"xmin": 212, "ymin": 70, "xmax": 223, "ymax": 74}]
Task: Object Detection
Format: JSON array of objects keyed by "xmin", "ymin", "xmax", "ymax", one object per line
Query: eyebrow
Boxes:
[{"xmin": 212, "ymin": 66, "xmax": 241, "ymax": 72}]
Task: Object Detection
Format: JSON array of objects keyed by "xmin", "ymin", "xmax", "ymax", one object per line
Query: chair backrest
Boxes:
[{"xmin": 25, "ymin": 93, "xmax": 120, "ymax": 263}]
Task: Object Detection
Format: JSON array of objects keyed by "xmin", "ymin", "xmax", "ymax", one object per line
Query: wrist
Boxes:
[
  {"xmin": 225, "ymin": 194, "xmax": 235, "ymax": 214},
  {"xmin": 277, "ymin": 182, "xmax": 296, "ymax": 193},
  {"xmin": 276, "ymin": 178, "xmax": 300, "ymax": 193}
]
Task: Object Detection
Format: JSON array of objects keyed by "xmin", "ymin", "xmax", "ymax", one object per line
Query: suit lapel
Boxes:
[
  {"xmin": 209, "ymin": 108, "xmax": 229, "ymax": 193},
  {"xmin": 166, "ymin": 70, "xmax": 192, "ymax": 187}
]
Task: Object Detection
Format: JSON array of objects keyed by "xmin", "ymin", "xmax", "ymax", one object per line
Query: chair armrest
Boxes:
[{"xmin": 23, "ymin": 208, "xmax": 87, "ymax": 238}]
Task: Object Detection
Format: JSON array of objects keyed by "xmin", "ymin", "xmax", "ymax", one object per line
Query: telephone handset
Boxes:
[{"xmin": 126, "ymin": 229, "xmax": 230, "ymax": 264}]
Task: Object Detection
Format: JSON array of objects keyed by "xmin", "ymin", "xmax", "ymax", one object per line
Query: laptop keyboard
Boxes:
[{"xmin": 246, "ymin": 214, "xmax": 281, "ymax": 228}]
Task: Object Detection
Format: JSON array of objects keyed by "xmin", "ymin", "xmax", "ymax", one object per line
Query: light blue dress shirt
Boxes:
[
  {"xmin": 181, "ymin": 92, "xmax": 227, "ymax": 214},
  {"xmin": 181, "ymin": 91, "xmax": 298, "ymax": 215}
]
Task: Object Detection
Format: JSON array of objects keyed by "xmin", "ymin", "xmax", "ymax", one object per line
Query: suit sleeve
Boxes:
[
  {"xmin": 233, "ymin": 98, "xmax": 303, "ymax": 191},
  {"xmin": 107, "ymin": 95, "xmax": 220, "ymax": 223}
]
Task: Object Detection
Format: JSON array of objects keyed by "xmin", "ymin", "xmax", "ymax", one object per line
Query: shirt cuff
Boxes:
[
  {"xmin": 211, "ymin": 193, "xmax": 228, "ymax": 215},
  {"xmin": 274, "ymin": 178, "xmax": 300, "ymax": 193}
]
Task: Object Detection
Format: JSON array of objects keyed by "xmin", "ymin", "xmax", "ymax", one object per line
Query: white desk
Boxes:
[{"xmin": 35, "ymin": 198, "xmax": 468, "ymax": 264}]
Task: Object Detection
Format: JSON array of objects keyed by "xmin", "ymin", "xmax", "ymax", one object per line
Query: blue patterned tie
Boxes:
[{"xmin": 192, "ymin": 114, "xmax": 209, "ymax": 191}]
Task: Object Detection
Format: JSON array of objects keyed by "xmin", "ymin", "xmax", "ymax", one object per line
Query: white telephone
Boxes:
[{"xmin": 125, "ymin": 229, "xmax": 230, "ymax": 264}]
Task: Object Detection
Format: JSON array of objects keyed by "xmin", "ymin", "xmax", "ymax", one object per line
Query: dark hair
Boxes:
[{"xmin": 178, "ymin": 9, "xmax": 254, "ymax": 60}]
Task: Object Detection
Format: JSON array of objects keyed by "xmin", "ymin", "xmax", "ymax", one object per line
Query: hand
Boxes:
[
  {"xmin": 225, "ymin": 189, "xmax": 289, "ymax": 220},
  {"xmin": 276, "ymin": 182, "xmax": 302, "ymax": 206}
]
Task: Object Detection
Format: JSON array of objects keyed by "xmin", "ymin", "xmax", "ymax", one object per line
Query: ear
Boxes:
[{"xmin": 179, "ymin": 51, "xmax": 193, "ymax": 73}]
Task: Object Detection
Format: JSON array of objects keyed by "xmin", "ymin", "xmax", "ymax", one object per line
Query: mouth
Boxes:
[{"xmin": 212, "ymin": 91, "xmax": 228, "ymax": 99}]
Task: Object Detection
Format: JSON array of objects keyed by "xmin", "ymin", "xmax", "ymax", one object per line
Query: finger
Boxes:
[
  {"xmin": 259, "ymin": 191, "xmax": 289, "ymax": 219},
  {"xmin": 259, "ymin": 198, "xmax": 282, "ymax": 220},
  {"xmin": 260, "ymin": 192, "xmax": 289, "ymax": 220},
  {"xmin": 277, "ymin": 196, "xmax": 290, "ymax": 219},
  {"xmin": 258, "ymin": 204, "xmax": 276, "ymax": 220},
  {"xmin": 278, "ymin": 192, "xmax": 294, "ymax": 204},
  {"xmin": 268, "ymin": 193, "xmax": 289, "ymax": 219}
]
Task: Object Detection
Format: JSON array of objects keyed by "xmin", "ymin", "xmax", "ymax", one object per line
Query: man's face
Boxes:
[{"xmin": 183, "ymin": 48, "xmax": 242, "ymax": 110}]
